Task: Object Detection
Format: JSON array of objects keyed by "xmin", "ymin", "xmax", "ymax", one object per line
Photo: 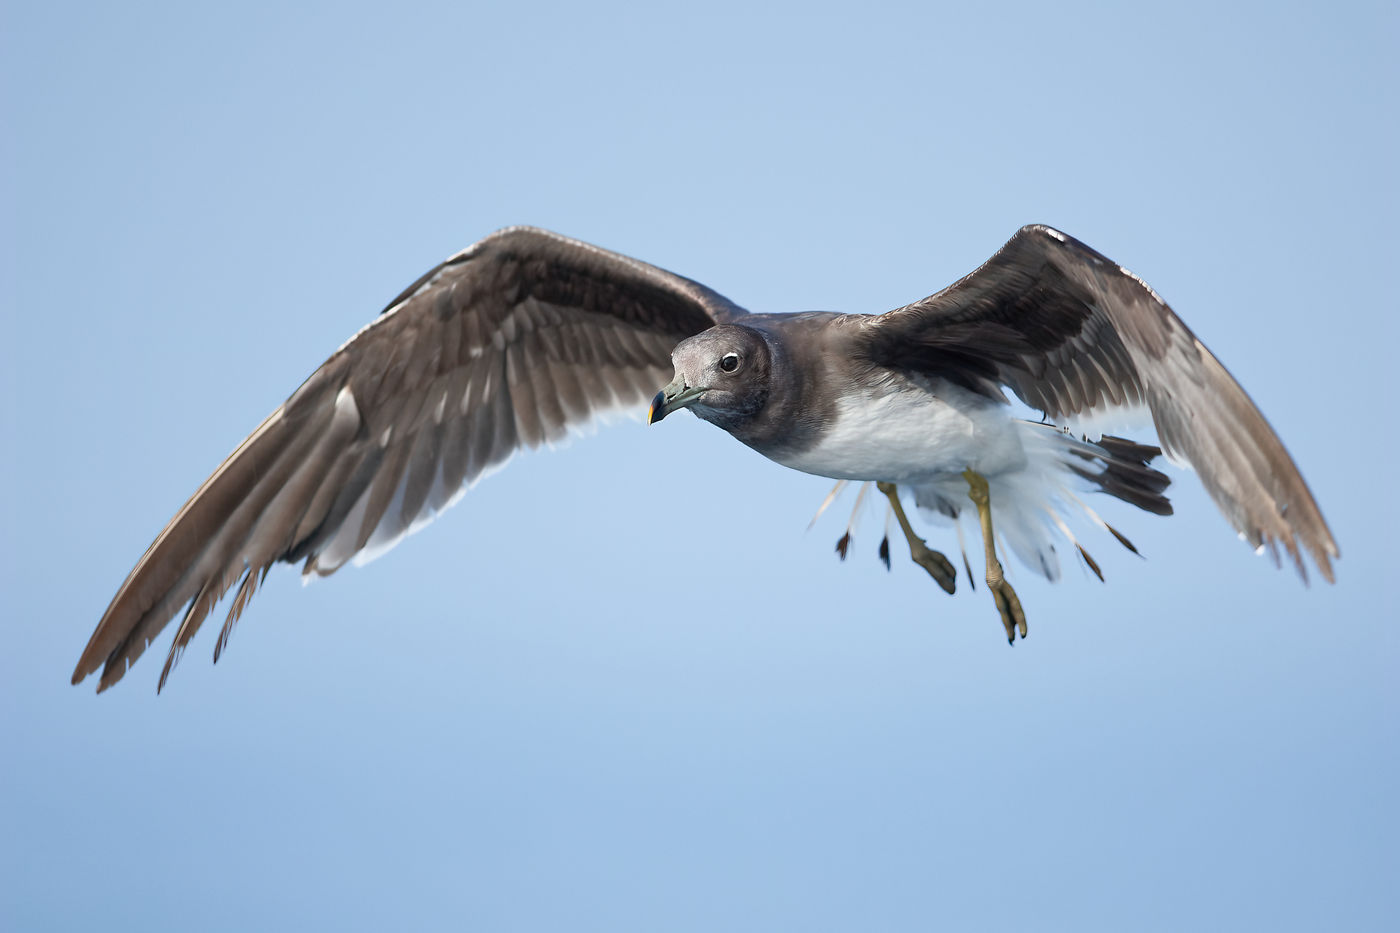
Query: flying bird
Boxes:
[{"xmin": 73, "ymin": 225, "xmax": 1338, "ymax": 693}]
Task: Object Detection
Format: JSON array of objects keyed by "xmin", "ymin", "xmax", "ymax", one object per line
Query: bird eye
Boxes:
[{"xmin": 719, "ymin": 353, "xmax": 741, "ymax": 373}]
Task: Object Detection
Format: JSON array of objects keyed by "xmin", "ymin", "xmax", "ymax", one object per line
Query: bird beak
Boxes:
[{"xmin": 648, "ymin": 376, "xmax": 705, "ymax": 424}]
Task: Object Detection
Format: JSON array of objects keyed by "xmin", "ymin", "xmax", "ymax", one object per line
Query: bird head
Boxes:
[{"xmin": 648, "ymin": 324, "xmax": 772, "ymax": 431}]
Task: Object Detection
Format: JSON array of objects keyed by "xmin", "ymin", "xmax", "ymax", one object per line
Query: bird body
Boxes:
[
  {"xmin": 660, "ymin": 312, "xmax": 1032, "ymax": 481},
  {"xmin": 660, "ymin": 315, "xmax": 1160, "ymax": 583},
  {"xmin": 762, "ymin": 366, "xmax": 1026, "ymax": 485},
  {"xmin": 73, "ymin": 224, "xmax": 1338, "ymax": 692}
]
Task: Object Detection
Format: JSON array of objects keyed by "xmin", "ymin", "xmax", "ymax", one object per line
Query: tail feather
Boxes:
[
  {"xmin": 908, "ymin": 425, "xmax": 1173, "ymax": 584},
  {"xmin": 1067, "ymin": 435, "xmax": 1173, "ymax": 516}
]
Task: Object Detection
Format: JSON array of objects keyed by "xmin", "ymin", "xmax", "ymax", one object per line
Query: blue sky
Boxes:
[{"xmin": 3, "ymin": 1, "xmax": 1396, "ymax": 930}]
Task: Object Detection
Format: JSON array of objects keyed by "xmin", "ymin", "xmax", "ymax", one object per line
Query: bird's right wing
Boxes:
[{"xmin": 74, "ymin": 227, "xmax": 748, "ymax": 692}]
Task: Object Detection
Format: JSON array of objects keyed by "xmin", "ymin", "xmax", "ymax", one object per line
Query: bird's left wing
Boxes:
[
  {"xmin": 74, "ymin": 227, "xmax": 747, "ymax": 692},
  {"xmin": 857, "ymin": 224, "xmax": 1337, "ymax": 582}
]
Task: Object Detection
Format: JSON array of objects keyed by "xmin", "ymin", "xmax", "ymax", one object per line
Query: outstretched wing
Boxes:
[
  {"xmin": 74, "ymin": 227, "xmax": 747, "ymax": 692},
  {"xmin": 858, "ymin": 224, "xmax": 1337, "ymax": 582}
]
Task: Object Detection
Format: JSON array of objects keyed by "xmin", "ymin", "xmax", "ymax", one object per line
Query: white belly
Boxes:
[{"xmin": 771, "ymin": 381, "xmax": 1028, "ymax": 483}]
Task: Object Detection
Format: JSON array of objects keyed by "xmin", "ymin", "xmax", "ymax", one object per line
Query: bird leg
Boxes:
[
  {"xmin": 875, "ymin": 482, "xmax": 956, "ymax": 594},
  {"xmin": 962, "ymin": 468, "xmax": 1027, "ymax": 644}
]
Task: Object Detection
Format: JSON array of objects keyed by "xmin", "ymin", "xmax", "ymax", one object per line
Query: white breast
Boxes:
[{"xmin": 771, "ymin": 380, "xmax": 1028, "ymax": 483}]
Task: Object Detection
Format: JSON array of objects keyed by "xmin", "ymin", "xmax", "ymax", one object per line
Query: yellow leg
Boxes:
[
  {"xmin": 962, "ymin": 468, "xmax": 1028, "ymax": 644},
  {"xmin": 875, "ymin": 482, "xmax": 956, "ymax": 594}
]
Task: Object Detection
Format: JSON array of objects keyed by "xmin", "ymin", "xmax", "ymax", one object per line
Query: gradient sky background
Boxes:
[{"xmin": 3, "ymin": 1, "xmax": 1397, "ymax": 930}]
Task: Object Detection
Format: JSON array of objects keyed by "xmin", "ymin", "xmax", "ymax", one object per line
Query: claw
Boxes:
[
  {"xmin": 908, "ymin": 537, "xmax": 957, "ymax": 594},
  {"xmin": 989, "ymin": 576, "xmax": 1027, "ymax": 643},
  {"xmin": 876, "ymin": 481, "xmax": 957, "ymax": 594}
]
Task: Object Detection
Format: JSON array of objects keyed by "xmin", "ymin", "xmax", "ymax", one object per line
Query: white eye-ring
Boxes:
[{"xmin": 719, "ymin": 352, "xmax": 741, "ymax": 374}]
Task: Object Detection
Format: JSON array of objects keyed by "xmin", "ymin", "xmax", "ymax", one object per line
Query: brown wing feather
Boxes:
[
  {"xmin": 75, "ymin": 227, "xmax": 746, "ymax": 692},
  {"xmin": 859, "ymin": 224, "xmax": 1337, "ymax": 583}
]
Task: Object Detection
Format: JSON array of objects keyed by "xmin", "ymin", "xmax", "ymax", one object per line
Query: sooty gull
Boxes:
[{"xmin": 73, "ymin": 225, "xmax": 1338, "ymax": 692}]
